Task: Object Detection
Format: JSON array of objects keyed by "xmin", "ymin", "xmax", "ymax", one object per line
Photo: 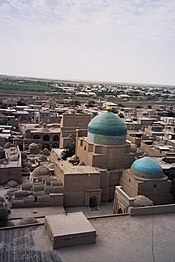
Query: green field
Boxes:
[{"xmin": 0, "ymin": 79, "xmax": 57, "ymax": 92}]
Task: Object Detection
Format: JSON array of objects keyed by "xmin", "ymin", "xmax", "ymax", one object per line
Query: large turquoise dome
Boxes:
[
  {"xmin": 88, "ymin": 111, "xmax": 127, "ymax": 145},
  {"xmin": 131, "ymin": 157, "xmax": 163, "ymax": 178}
]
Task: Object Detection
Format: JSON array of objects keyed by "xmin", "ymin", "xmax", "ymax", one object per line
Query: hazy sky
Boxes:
[{"xmin": 0, "ymin": 0, "xmax": 175, "ymax": 85}]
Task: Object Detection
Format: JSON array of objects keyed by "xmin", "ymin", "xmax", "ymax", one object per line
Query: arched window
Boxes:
[
  {"xmin": 53, "ymin": 135, "xmax": 59, "ymax": 141},
  {"xmin": 43, "ymin": 135, "xmax": 50, "ymax": 141},
  {"xmin": 18, "ymin": 144, "xmax": 23, "ymax": 151},
  {"xmin": 89, "ymin": 196, "xmax": 97, "ymax": 208}
]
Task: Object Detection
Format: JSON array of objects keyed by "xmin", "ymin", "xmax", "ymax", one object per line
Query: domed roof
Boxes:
[
  {"xmin": 9, "ymin": 154, "xmax": 19, "ymax": 161},
  {"xmin": 133, "ymin": 195, "xmax": 153, "ymax": 207},
  {"xmin": 29, "ymin": 142, "xmax": 38, "ymax": 148},
  {"xmin": 88, "ymin": 111, "xmax": 127, "ymax": 145},
  {"xmin": 10, "ymin": 146, "xmax": 17, "ymax": 151},
  {"xmin": 7, "ymin": 180, "xmax": 18, "ymax": 188},
  {"xmin": 42, "ymin": 148, "xmax": 50, "ymax": 156},
  {"xmin": 131, "ymin": 157, "xmax": 163, "ymax": 178},
  {"xmin": 32, "ymin": 166, "xmax": 50, "ymax": 177},
  {"xmin": 38, "ymin": 154, "xmax": 47, "ymax": 162}
]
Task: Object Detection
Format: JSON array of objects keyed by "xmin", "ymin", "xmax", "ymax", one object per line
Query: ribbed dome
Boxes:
[
  {"xmin": 38, "ymin": 154, "xmax": 47, "ymax": 162},
  {"xmin": 9, "ymin": 154, "xmax": 19, "ymax": 161},
  {"xmin": 133, "ymin": 195, "xmax": 153, "ymax": 207},
  {"xmin": 29, "ymin": 142, "xmax": 38, "ymax": 148},
  {"xmin": 88, "ymin": 111, "xmax": 127, "ymax": 145},
  {"xmin": 131, "ymin": 157, "xmax": 163, "ymax": 178},
  {"xmin": 42, "ymin": 148, "xmax": 50, "ymax": 156},
  {"xmin": 32, "ymin": 166, "xmax": 50, "ymax": 177}
]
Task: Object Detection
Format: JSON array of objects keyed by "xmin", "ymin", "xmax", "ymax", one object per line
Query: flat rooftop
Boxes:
[
  {"xmin": 58, "ymin": 160, "xmax": 100, "ymax": 175},
  {"xmin": 1, "ymin": 213, "xmax": 175, "ymax": 262},
  {"xmin": 45, "ymin": 212, "xmax": 96, "ymax": 237},
  {"xmin": 31, "ymin": 128, "xmax": 61, "ymax": 133},
  {"xmin": 59, "ymin": 213, "xmax": 175, "ymax": 262},
  {"xmin": 152, "ymin": 156, "xmax": 175, "ymax": 169},
  {"xmin": 20, "ymin": 123, "xmax": 60, "ymax": 130}
]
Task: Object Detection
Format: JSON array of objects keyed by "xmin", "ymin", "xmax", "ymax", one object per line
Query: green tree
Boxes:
[
  {"xmin": 86, "ymin": 100, "xmax": 95, "ymax": 108},
  {"xmin": 17, "ymin": 100, "xmax": 26, "ymax": 106},
  {"xmin": 164, "ymin": 168, "xmax": 175, "ymax": 182},
  {"xmin": 0, "ymin": 101, "xmax": 7, "ymax": 109},
  {"xmin": 65, "ymin": 142, "xmax": 75, "ymax": 156},
  {"xmin": 0, "ymin": 208, "xmax": 10, "ymax": 227},
  {"xmin": 61, "ymin": 142, "xmax": 75, "ymax": 160},
  {"xmin": 118, "ymin": 112, "xmax": 124, "ymax": 118},
  {"xmin": 164, "ymin": 168, "xmax": 175, "ymax": 200}
]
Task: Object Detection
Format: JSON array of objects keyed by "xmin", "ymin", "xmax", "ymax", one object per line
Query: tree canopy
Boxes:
[
  {"xmin": 61, "ymin": 142, "xmax": 75, "ymax": 160},
  {"xmin": 0, "ymin": 207, "xmax": 10, "ymax": 227}
]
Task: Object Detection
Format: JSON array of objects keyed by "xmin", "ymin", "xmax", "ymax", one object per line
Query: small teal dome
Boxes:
[
  {"xmin": 88, "ymin": 111, "xmax": 127, "ymax": 145},
  {"xmin": 131, "ymin": 157, "xmax": 163, "ymax": 177}
]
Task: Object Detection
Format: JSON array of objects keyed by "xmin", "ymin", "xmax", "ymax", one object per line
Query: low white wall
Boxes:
[{"xmin": 129, "ymin": 204, "xmax": 175, "ymax": 216}]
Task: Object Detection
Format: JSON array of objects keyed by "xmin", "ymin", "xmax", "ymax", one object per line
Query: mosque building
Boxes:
[
  {"xmin": 76, "ymin": 110, "xmax": 134, "ymax": 169},
  {"xmin": 113, "ymin": 156, "xmax": 173, "ymax": 214},
  {"xmin": 52, "ymin": 110, "xmax": 135, "ymax": 207}
]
